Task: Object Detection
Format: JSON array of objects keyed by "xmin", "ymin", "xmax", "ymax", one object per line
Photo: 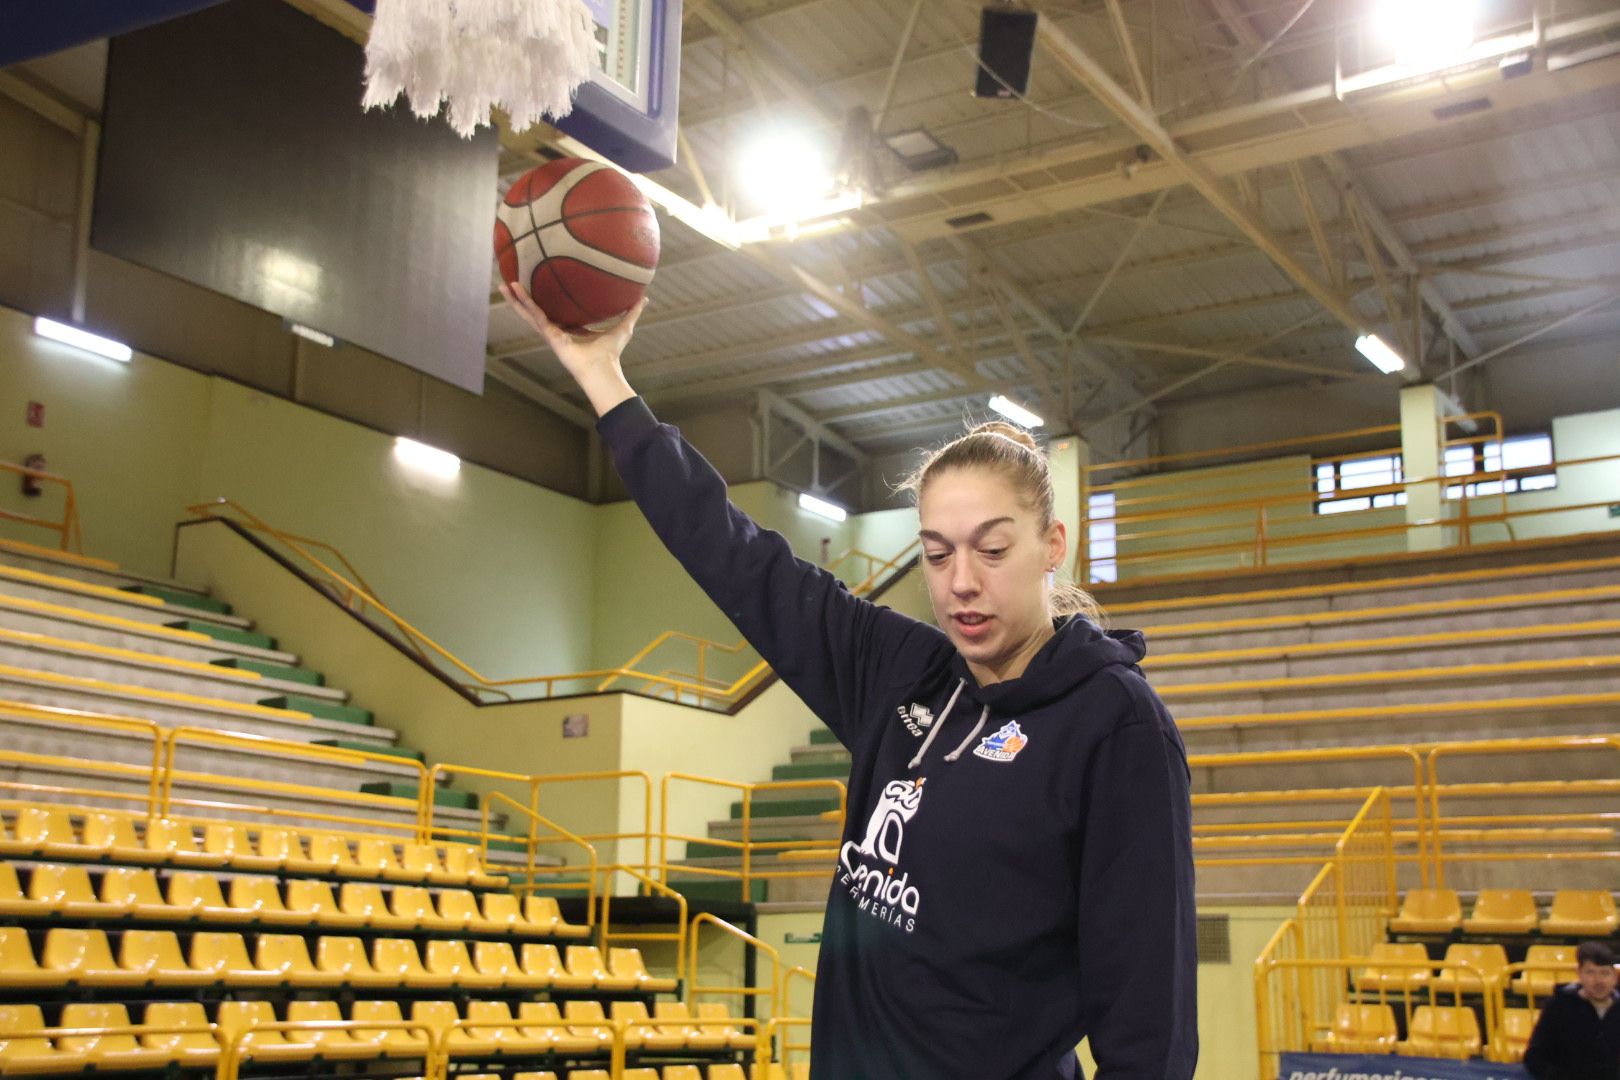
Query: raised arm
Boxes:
[{"xmin": 501, "ymin": 286, "xmax": 946, "ymax": 742}]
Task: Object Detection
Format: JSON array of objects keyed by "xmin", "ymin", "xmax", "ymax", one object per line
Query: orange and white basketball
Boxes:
[{"xmin": 493, "ymin": 158, "xmax": 660, "ymax": 330}]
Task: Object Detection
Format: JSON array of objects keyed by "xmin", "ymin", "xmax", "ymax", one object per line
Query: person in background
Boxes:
[{"xmin": 1524, "ymin": 939, "xmax": 1620, "ymax": 1080}]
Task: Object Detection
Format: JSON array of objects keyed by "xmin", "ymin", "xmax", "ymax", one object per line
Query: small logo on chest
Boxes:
[
  {"xmin": 897, "ymin": 702, "xmax": 934, "ymax": 738},
  {"xmin": 972, "ymin": 720, "xmax": 1030, "ymax": 763}
]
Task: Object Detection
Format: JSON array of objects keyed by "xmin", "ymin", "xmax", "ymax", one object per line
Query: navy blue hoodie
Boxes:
[{"xmin": 600, "ymin": 397, "xmax": 1198, "ymax": 1079}]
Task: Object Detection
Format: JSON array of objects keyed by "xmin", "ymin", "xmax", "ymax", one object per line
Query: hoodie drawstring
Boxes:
[
  {"xmin": 907, "ymin": 678, "xmax": 990, "ymax": 769},
  {"xmin": 943, "ymin": 706, "xmax": 989, "ymax": 762},
  {"xmin": 907, "ymin": 678, "xmax": 964, "ymax": 770}
]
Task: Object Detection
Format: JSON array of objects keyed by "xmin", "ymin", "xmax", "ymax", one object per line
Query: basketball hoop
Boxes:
[{"xmin": 362, "ymin": 0, "xmax": 597, "ymax": 138}]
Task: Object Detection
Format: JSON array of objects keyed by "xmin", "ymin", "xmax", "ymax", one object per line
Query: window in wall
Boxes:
[
  {"xmin": 1444, "ymin": 433, "xmax": 1556, "ymax": 498},
  {"xmin": 1314, "ymin": 454, "xmax": 1407, "ymax": 515},
  {"xmin": 1086, "ymin": 491, "xmax": 1117, "ymax": 583}
]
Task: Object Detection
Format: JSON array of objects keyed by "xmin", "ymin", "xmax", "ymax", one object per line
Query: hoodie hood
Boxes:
[{"xmin": 950, "ymin": 614, "xmax": 1147, "ymax": 714}]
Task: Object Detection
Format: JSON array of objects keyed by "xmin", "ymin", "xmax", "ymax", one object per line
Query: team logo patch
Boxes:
[
  {"xmin": 898, "ymin": 702, "xmax": 934, "ymax": 737},
  {"xmin": 972, "ymin": 721, "xmax": 1029, "ymax": 763}
]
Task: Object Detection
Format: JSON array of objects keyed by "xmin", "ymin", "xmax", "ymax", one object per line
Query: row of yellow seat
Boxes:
[
  {"xmin": 0, "ymin": 998, "xmax": 756, "ymax": 1074},
  {"xmin": 0, "ymin": 861, "xmax": 587, "ymax": 937},
  {"xmin": 1391, "ymin": 887, "xmax": 1618, "ymax": 935},
  {"xmin": 1315, "ymin": 1002, "xmax": 1534, "ymax": 1062},
  {"xmin": 1355, "ymin": 942, "xmax": 1579, "ymax": 997},
  {"xmin": 0, "ymin": 807, "xmax": 505, "ymax": 887},
  {"xmin": 0, "ymin": 927, "xmax": 673, "ymax": 992}
]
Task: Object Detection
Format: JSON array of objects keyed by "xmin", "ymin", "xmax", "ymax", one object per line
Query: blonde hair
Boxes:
[{"xmin": 901, "ymin": 421, "xmax": 1103, "ymax": 623}]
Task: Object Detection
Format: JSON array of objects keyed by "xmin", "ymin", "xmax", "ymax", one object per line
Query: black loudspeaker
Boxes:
[{"xmin": 974, "ymin": 7, "xmax": 1038, "ymax": 99}]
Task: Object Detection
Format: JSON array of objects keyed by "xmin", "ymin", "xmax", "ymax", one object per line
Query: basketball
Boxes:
[{"xmin": 493, "ymin": 158, "xmax": 660, "ymax": 330}]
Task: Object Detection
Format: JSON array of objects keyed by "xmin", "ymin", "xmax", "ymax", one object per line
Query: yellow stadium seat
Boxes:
[
  {"xmin": 58, "ymin": 1003, "xmax": 174, "ymax": 1070},
  {"xmin": 189, "ymin": 932, "xmax": 280, "ymax": 986},
  {"xmin": 100, "ymin": 867, "xmax": 171, "ymax": 920},
  {"xmin": 255, "ymin": 827, "xmax": 317, "ymax": 873},
  {"xmin": 119, "ymin": 930, "xmax": 209, "ymax": 987},
  {"xmin": 41, "ymin": 928, "xmax": 143, "ymax": 986},
  {"xmin": 571, "ymin": 1073, "xmax": 612, "ymax": 1080},
  {"xmin": 479, "ymin": 892, "xmax": 525, "ymax": 932},
  {"xmin": 390, "ymin": 886, "xmax": 459, "ymax": 931},
  {"xmin": 466, "ymin": 1000, "xmax": 550, "ymax": 1055},
  {"xmin": 435, "ymin": 888, "xmax": 483, "ymax": 929},
  {"xmin": 512, "ymin": 1073, "xmax": 560, "ymax": 1080},
  {"xmin": 663, "ymin": 1001, "xmax": 726, "ymax": 1052},
  {"xmin": 12, "ymin": 806, "xmax": 93, "ymax": 859},
  {"xmin": 256, "ymin": 933, "xmax": 338, "ymax": 986},
  {"xmin": 27, "ymin": 863, "xmax": 123, "ymax": 919},
  {"xmin": 1397, "ymin": 1005, "xmax": 1482, "ymax": 1059},
  {"xmin": 412, "ymin": 1001, "xmax": 498, "ymax": 1057},
  {"xmin": 524, "ymin": 895, "xmax": 589, "ymax": 937},
  {"xmin": 441, "ymin": 844, "xmax": 506, "ymax": 888},
  {"xmin": 373, "ymin": 937, "xmax": 454, "ymax": 989},
  {"xmin": 609, "ymin": 1001, "xmax": 657, "ymax": 1052},
  {"xmin": 521, "ymin": 943, "xmax": 594, "ymax": 990},
  {"xmin": 1312, "ymin": 1004, "xmax": 1398, "ymax": 1053},
  {"xmin": 339, "ymin": 883, "xmax": 414, "ymax": 930},
  {"xmin": 354, "ymin": 837, "xmax": 410, "ymax": 881},
  {"xmin": 566, "ymin": 945, "xmax": 638, "ymax": 991},
  {"xmin": 516, "ymin": 1002, "xmax": 597, "ymax": 1055},
  {"xmin": 228, "ymin": 877, "xmax": 306, "ymax": 926},
  {"xmin": 696, "ymin": 1003, "xmax": 754, "ymax": 1051},
  {"xmin": 424, "ymin": 938, "xmax": 502, "ymax": 989},
  {"xmin": 620, "ymin": 1071, "xmax": 660, "ymax": 1080},
  {"xmin": 284, "ymin": 879, "xmax": 363, "ymax": 928},
  {"xmin": 1390, "ymin": 888, "xmax": 1463, "ymax": 934},
  {"xmin": 1352, "ymin": 942, "xmax": 1433, "ymax": 993},
  {"xmin": 315, "ymin": 935, "xmax": 393, "ymax": 987},
  {"xmin": 166, "ymin": 872, "xmax": 237, "ymax": 921},
  {"xmin": 562, "ymin": 1001, "xmax": 614, "ymax": 1051},
  {"xmin": 398, "ymin": 843, "xmax": 444, "ymax": 883},
  {"xmin": 81, "ymin": 814, "xmax": 152, "ymax": 863},
  {"xmin": 139, "ymin": 1002, "xmax": 219, "ymax": 1068},
  {"xmin": 1540, "ymin": 889, "xmax": 1619, "ymax": 935},
  {"xmin": 284, "ymin": 1000, "xmax": 379, "ymax": 1060},
  {"xmin": 144, "ymin": 818, "xmax": 220, "ymax": 866},
  {"xmin": 610, "ymin": 947, "xmax": 678, "ymax": 993},
  {"xmin": 204, "ymin": 823, "xmax": 279, "ymax": 872},
  {"xmin": 663, "ymin": 1068, "xmax": 704, "ymax": 1080},
  {"xmin": 1464, "ymin": 889, "xmax": 1540, "ymax": 934},
  {"xmin": 472, "ymin": 939, "xmax": 549, "ymax": 989},
  {"xmin": 0, "ymin": 927, "xmax": 54, "ymax": 987},
  {"xmin": 350, "ymin": 1000, "xmax": 431, "ymax": 1056},
  {"xmin": 306, "ymin": 833, "xmax": 361, "ymax": 876},
  {"xmin": 710, "ymin": 1066, "xmax": 748, "ymax": 1080},
  {"xmin": 0, "ymin": 1003, "xmax": 83, "ymax": 1075},
  {"xmin": 1512, "ymin": 945, "xmax": 1577, "ymax": 998},
  {"xmin": 1493, "ymin": 1007, "xmax": 1536, "ymax": 1063},
  {"xmin": 0, "ymin": 863, "xmax": 38, "ymax": 918},
  {"xmin": 1432, "ymin": 943, "xmax": 1509, "ymax": 996},
  {"xmin": 216, "ymin": 1001, "xmax": 316, "ymax": 1064}
]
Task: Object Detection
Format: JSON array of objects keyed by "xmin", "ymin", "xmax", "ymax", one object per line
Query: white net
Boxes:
[{"xmin": 362, "ymin": 0, "xmax": 597, "ymax": 138}]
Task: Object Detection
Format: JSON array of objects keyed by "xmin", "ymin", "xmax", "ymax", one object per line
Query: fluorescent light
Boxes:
[
  {"xmin": 1354, "ymin": 334, "xmax": 1407, "ymax": 374},
  {"xmin": 33, "ymin": 317, "xmax": 132, "ymax": 363},
  {"xmin": 1375, "ymin": 0, "xmax": 1474, "ymax": 68},
  {"xmin": 737, "ymin": 128, "xmax": 834, "ymax": 217},
  {"xmin": 798, "ymin": 492, "xmax": 847, "ymax": 523},
  {"xmin": 287, "ymin": 322, "xmax": 336, "ymax": 348},
  {"xmin": 393, "ymin": 437, "xmax": 460, "ymax": 479},
  {"xmin": 988, "ymin": 395, "xmax": 1044, "ymax": 428}
]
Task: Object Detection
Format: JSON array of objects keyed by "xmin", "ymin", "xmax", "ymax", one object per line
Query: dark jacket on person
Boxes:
[
  {"xmin": 1524, "ymin": 982, "xmax": 1620, "ymax": 1080},
  {"xmin": 599, "ymin": 397, "xmax": 1199, "ymax": 1079}
]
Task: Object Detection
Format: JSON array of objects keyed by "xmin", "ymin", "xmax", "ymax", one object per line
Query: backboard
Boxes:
[{"xmin": 554, "ymin": 0, "xmax": 680, "ymax": 173}]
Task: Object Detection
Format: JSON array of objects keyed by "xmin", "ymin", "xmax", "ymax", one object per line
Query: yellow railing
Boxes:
[
  {"xmin": 0, "ymin": 460, "xmax": 84, "ymax": 554},
  {"xmin": 1080, "ymin": 411, "xmax": 1620, "ymax": 583},
  {"xmin": 660, "ymin": 773, "xmax": 847, "ymax": 901},
  {"xmin": 688, "ymin": 911, "xmax": 783, "ymax": 1022},
  {"xmin": 188, "ymin": 499, "xmax": 919, "ymax": 710},
  {"xmin": 599, "ymin": 861, "xmax": 689, "ymax": 982}
]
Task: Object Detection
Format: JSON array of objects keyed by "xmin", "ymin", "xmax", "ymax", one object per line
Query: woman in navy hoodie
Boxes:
[{"xmin": 502, "ymin": 286, "xmax": 1198, "ymax": 1080}]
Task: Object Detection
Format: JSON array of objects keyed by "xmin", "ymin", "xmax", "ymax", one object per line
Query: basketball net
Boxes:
[{"xmin": 362, "ymin": 0, "xmax": 597, "ymax": 138}]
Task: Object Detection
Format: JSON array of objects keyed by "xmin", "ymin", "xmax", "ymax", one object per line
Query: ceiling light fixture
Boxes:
[
  {"xmin": 287, "ymin": 321, "xmax": 338, "ymax": 348},
  {"xmin": 1374, "ymin": 0, "xmax": 1475, "ymax": 69},
  {"xmin": 1354, "ymin": 334, "xmax": 1407, "ymax": 374},
  {"xmin": 736, "ymin": 127, "xmax": 835, "ymax": 218},
  {"xmin": 393, "ymin": 437, "xmax": 461, "ymax": 479},
  {"xmin": 882, "ymin": 128, "xmax": 959, "ymax": 172},
  {"xmin": 32, "ymin": 317, "xmax": 133, "ymax": 363},
  {"xmin": 988, "ymin": 394, "xmax": 1044, "ymax": 428},
  {"xmin": 798, "ymin": 492, "xmax": 848, "ymax": 523}
]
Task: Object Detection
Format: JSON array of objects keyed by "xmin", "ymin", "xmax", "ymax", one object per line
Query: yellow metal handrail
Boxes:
[
  {"xmin": 0, "ymin": 460, "xmax": 84, "ymax": 553},
  {"xmin": 484, "ymin": 789, "xmax": 599, "ymax": 923},
  {"xmin": 660, "ymin": 773, "xmax": 848, "ymax": 901},
  {"xmin": 598, "ymin": 861, "xmax": 688, "ymax": 984},
  {"xmin": 687, "ymin": 911, "xmax": 784, "ymax": 1021}
]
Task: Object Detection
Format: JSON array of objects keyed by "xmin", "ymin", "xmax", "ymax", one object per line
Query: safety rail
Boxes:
[
  {"xmin": 688, "ymin": 912, "xmax": 784, "ymax": 1022},
  {"xmin": 775, "ymin": 965, "xmax": 817, "ymax": 1068},
  {"xmin": 484, "ymin": 790, "xmax": 600, "ymax": 922},
  {"xmin": 0, "ymin": 459, "xmax": 84, "ymax": 554},
  {"xmin": 1488, "ymin": 960, "xmax": 1590, "ymax": 1062},
  {"xmin": 660, "ymin": 773, "xmax": 848, "ymax": 901},
  {"xmin": 599, "ymin": 861, "xmax": 688, "ymax": 982},
  {"xmin": 1080, "ymin": 411, "xmax": 1620, "ymax": 583},
  {"xmin": 0, "ymin": 700, "xmax": 164, "ymax": 816},
  {"xmin": 218, "ymin": 1019, "xmax": 439, "ymax": 1080}
]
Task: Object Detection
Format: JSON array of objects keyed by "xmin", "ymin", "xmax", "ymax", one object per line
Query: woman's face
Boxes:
[{"xmin": 917, "ymin": 466, "xmax": 1066, "ymax": 684}]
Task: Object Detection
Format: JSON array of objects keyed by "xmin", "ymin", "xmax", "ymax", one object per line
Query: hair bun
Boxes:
[{"xmin": 966, "ymin": 420, "xmax": 1040, "ymax": 453}]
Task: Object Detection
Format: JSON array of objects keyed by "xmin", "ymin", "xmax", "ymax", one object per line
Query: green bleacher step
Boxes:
[
  {"xmin": 213, "ymin": 657, "xmax": 323, "ymax": 685},
  {"xmin": 122, "ymin": 585, "xmax": 231, "ymax": 614},
  {"xmin": 686, "ymin": 838, "xmax": 809, "ymax": 860},
  {"xmin": 361, "ymin": 782, "xmax": 475, "ymax": 810},
  {"xmin": 671, "ymin": 879, "xmax": 768, "ymax": 904},
  {"xmin": 259, "ymin": 694, "xmax": 373, "ymax": 726},
  {"xmin": 808, "ymin": 728, "xmax": 840, "ymax": 746},
  {"xmin": 166, "ymin": 620, "xmax": 277, "ymax": 650},
  {"xmin": 429, "ymin": 830, "xmax": 532, "ymax": 855},
  {"xmin": 314, "ymin": 739, "xmax": 424, "ymax": 763},
  {"xmin": 772, "ymin": 761, "xmax": 851, "ymax": 782},
  {"xmin": 730, "ymin": 797, "xmax": 840, "ymax": 820}
]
